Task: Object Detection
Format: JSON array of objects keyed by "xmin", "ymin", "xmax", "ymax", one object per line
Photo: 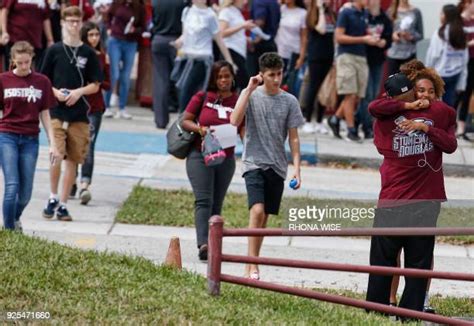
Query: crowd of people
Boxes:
[{"xmin": 0, "ymin": 0, "xmax": 472, "ymax": 320}]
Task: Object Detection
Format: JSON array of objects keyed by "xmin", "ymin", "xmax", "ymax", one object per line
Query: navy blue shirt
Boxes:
[
  {"xmin": 336, "ymin": 7, "xmax": 368, "ymax": 57},
  {"xmin": 251, "ymin": 0, "xmax": 281, "ymax": 38}
]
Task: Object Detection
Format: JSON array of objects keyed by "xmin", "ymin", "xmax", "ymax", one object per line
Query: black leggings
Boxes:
[
  {"xmin": 458, "ymin": 58, "xmax": 474, "ymax": 122},
  {"xmin": 228, "ymin": 49, "xmax": 249, "ymax": 91},
  {"xmin": 303, "ymin": 59, "xmax": 333, "ymax": 123}
]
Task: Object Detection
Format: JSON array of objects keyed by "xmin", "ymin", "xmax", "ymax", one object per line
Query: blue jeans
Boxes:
[
  {"xmin": 0, "ymin": 133, "xmax": 39, "ymax": 229},
  {"xmin": 105, "ymin": 36, "xmax": 138, "ymax": 110},
  {"xmin": 356, "ymin": 63, "xmax": 384, "ymax": 134},
  {"xmin": 442, "ymin": 74, "xmax": 460, "ymax": 108}
]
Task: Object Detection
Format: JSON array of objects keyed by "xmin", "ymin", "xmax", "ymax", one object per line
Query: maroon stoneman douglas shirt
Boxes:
[{"xmin": 369, "ymin": 98, "xmax": 457, "ymax": 207}]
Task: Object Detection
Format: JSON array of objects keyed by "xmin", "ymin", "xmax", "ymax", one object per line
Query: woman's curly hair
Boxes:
[{"xmin": 400, "ymin": 59, "xmax": 445, "ymax": 99}]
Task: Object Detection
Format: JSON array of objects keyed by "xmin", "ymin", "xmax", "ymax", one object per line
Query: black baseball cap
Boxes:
[{"xmin": 384, "ymin": 73, "xmax": 413, "ymax": 97}]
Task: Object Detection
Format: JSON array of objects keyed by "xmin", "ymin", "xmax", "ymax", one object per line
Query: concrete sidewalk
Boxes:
[
  {"xmin": 1, "ymin": 105, "xmax": 473, "ymax": 299},
  {"xmin": 37, "ymin": 105, "xmax": 474, "ymax": 174}
]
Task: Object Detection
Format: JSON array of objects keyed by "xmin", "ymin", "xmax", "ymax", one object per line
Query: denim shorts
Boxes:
[{"xmin": 243, "ymin": 168, "xmax": 284, "ymax": 215}]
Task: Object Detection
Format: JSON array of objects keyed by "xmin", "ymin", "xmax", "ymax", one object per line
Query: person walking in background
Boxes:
[
  {"xmin": 328, "ymin": 0, "xmax": 378, "ymax": 142},
  {"xmin": 40, "ymin": 6, "xmax": 102, "ymax": 221},
  {"xmin": 219, "ymin": 0, "xmax": 256, "ymax": 90},
  {"xmin": 456, "ymin": 0, "xmax": 474, "ymax": 141},
  {"xmin": 0, "ymin": 41, "xmax": 59, "ymax": 231},
  {"xmin": 300, "ymin": 0, "xmax": 335, "ymax": 134},
  {"xmin": 355, "ymin": 0, "xmax": 392, "ymax": 139},
  {"xmin": 172, "ymin": 0, "xmax": 235, "ymax": 112},
  {"xmin": 103, "ymin": 0, "xmax": 146, "ymax": 120},
  {"xmin": 0, "ymin": 0, "xmax": 55, "ymax": 70},
  {"xmin": 70, "ymin": 21, "xmax": 110, "ymax": 205},
  {"xmin": 426, "ymin": 4, "xmax": 468, "ymax": 108},
  {"xmin": 275, "ymin": 0, "xmax": 307, "ymax": 96},
  {"xmin": 247, "ymin": 0, "xmax": 280, "ymax": 76},
  {"xmin": 230, "ymin": 52, "xmax": 305, "ymax": 280},
  {"xmin": 182, "ymin": 61, "xmax": 244, "ymax": 261},
  {"xmin": 150, "ymin": 0, "xmax": 186, "ymax": 129},
  {"xmin": 386, "ymin": 0, "xmax": 423, "ymax": 76}
]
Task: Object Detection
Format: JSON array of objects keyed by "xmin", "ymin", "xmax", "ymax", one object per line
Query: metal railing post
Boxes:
[{"xmin": 208, "ymin": 215, "xmax": 224, "ymax": 296}]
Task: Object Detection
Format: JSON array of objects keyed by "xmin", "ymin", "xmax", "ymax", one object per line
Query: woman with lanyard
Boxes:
[
  {"xmin": 0, "ymin": 41, "xmax": 59, "ymax": 231},
  {"xmin": 182, "ymin": 60, "xmax": 244, "ymax": 261}
]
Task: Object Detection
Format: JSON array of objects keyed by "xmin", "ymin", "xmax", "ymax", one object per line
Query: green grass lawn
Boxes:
[
  {"xmin": 116, "ymin": 186, "xmax": 474, "ymax": 244},
  {"xmin": 1, "ymin": 232, "xmax": 472, "ymax": 324}
]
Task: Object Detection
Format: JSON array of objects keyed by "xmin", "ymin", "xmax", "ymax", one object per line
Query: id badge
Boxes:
[{"xmin": 217, "ymin": 106, "xmax": 227, "ymax": 119}]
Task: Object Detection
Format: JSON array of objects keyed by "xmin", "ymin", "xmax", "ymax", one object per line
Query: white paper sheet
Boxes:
[{"xmin": 210, "ymin": 124, "xmax": 237, "ymax": 149}]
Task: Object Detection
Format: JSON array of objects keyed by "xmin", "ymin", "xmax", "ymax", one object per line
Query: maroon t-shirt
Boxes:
[
  {"xmin": 463, "ymin": 17, "xmax": 474, "ymax": 59},
  {"xmin": 185, "ymin": 91, "xmax": 243, "ymax": 157},
  {"xmin": 108, "ymin": 2, "xmax": 146, "ymax": 43},
  {"xmin": 368, "ymin": 98, "xmax": 457, "ymax": 207},
  {"xmin": 0, "ymin": 71, "xmax": 56, "ymax": 135},
  {"xmin": 87, "ymin": 52, "xmax": 110, "ymax": 114},
  {"xmin": 3, "ymin": 0, "xmax": 50, "ymax": 49}
]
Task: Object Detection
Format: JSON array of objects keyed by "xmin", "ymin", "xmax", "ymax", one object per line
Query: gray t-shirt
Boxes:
[
  {"xmin": 387, "ymin": 8, "xmax": 423, "ymax": 60},
  {"xmin": 242, "ymin": 87, "xmax": 305, "ymax": 179}
]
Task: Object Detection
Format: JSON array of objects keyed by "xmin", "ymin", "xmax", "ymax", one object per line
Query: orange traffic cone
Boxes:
[{"xmin": 164, "ymin": 236, "xmax": 182, "ymax": 270}]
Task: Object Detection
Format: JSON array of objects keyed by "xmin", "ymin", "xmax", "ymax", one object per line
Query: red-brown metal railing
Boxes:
[{"xmin": 207, "ymin": 216, "xmax": 474, "ymax": 325}]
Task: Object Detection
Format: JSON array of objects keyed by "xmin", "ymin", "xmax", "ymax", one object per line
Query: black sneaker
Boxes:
[
  {"xmin": 79, "ymin": 188, "xmax": 91, "ymax": 205},
  {"xmin": 70, "ymin": 184, "xmax": 78, "ymax": 198},
  {"xmin": 423, "ymin": 305, "xmax": 436, "ymax": 314},
  {"xmin": 328, "ymin": 117, "xmax": 341, "ymax": 138},
  {"xmin": 198, "ymin": 244, "xmax": 208, "ymax": 261},
  {"xmin": 42, "ymin": 198, "xmax": 59, "ymax": 219},
  {"xmin": 364, "ymin": 131, "xmax": 374, "ymax": 139},
  {"xmin": 346, "ymin": 132, "xmax": 362, "ymax": 143},
  {"xmin": 56, "ymin": 205, "xmax": 73, "ymax": 222}
]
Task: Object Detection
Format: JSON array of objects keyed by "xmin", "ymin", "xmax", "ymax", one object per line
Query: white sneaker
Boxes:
[
  {"xmin": 103, "ymin": 109, "xmax": 114, "ymax": 118},
  {"xmin": 340, "ymin": 120, "xmax": 348, "ymax": 133},
  {"xmin": 116, "ymin": 110, "xmax": 132, "ymax": 120},
  {"xmin": 302, "ymin": 122, "xmax": 316, "ymax": 133},
  {"xmin": 110, "ymin": 93, "xmax": 119, "ymax": 107},
  {"xmin": 316, "ymin": 122, "xmax": 329, "ymax": 135}
]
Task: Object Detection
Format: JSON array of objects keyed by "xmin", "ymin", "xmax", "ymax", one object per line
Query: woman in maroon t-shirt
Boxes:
[
  {"xmin": 0, "ymin": 41, "xmax": 59, "ymax": 231},
  {"xmin": 103, "ymin": 0, "xmax": 146, "ymax": 119},
  {"xmin": 182, "ymin": 61, "xmax": 244, "ymax": 261},
  {"xmin": 457, "ymin": 0, "xmax": 474, "ymax": 140},
  {"xmin": 0, "ymin": 0, "xmax": 54, "ymax": 70}
]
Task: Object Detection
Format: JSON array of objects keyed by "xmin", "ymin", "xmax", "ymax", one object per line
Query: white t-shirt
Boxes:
[
  {"xmin": 182, "ymin": 6, "xmax": 219, "ymax": 57},
  {"xmin": 218, "ymin": 6, "xmax": 247, "ymax": 58},
  {"xmin": 275, "ymin": 5, "xmax": 307, "ymax": 59}
]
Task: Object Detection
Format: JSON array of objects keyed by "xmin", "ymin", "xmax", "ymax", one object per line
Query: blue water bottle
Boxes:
[{"xmin": 289, "ymin": 178, "xmax": 298, "ymax": 190}]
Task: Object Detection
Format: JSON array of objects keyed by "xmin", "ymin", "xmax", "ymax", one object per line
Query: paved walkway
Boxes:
[{"xmin": 1, "ymin": 106, "xmax": 473, "ymax": 298}]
